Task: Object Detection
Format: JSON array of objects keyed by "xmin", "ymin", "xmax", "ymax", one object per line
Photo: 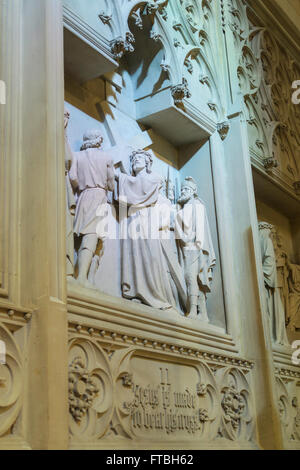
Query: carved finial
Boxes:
[{"xmin": 111, "ymin": 33, "xmax": 135, "ymax": 60}]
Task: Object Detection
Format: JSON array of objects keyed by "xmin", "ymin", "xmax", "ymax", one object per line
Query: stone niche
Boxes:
[{"xmin": 64, "ymin": 67, "xmax": 226, "ymax": 330}]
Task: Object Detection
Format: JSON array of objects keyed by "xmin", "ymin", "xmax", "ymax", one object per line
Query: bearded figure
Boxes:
[
  {"xmin": 175, "ymin": 177, "xmax": 216, "ymax": 321},
  {"xmin": 117, "ymin": 150, "xmax": 186, "ymax": 311},
  {"xmin": 69, "ymin": 130, "xmax": 114, "ymax": 288}
]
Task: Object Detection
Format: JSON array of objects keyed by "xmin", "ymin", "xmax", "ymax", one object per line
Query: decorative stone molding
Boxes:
[
  {"xmin": 111, "ymin": 32, "xmax": 135, "ymax": 60},
  {"xmin": 69, "ymin": 322, "xmax": 254, "ymax": 370},
  {"xmin": 231, "ymin": 2, "xmax": 300, "ymax": 191},
  {"xmin": 67, "ymin": 329, "xmax": 256, "ymax": 446}
]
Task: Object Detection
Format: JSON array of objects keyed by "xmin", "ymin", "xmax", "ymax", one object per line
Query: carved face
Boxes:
[
  {"xmin": 178, "ymin": 184, "xmax": 195, "ymax": 204},
  {"xmin": 132, "ymin": 153, "xmax": 147, "ymax": 175}
]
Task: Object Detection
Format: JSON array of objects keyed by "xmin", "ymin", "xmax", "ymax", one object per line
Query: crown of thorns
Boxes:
[
  {"xmin": 129, "ymin": 149, "xmax": 153, "ymax": 164},
  {"xmin": 258, "ymin": 222, "xmax": 274, "ymax": 230}
]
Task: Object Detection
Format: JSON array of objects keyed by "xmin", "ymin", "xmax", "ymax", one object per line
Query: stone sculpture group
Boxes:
[{"xmin": 64, "ymin": 108, "xmax": 216, "ymax": 321}]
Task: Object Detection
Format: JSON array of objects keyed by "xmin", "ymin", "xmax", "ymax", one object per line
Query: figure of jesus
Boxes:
[{"xmin": 116, "ymin": 149, "xmax": 182, "ymax": 310}]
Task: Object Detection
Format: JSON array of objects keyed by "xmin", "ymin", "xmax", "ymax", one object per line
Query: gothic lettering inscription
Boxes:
[{"xmin": 123, "ymin": 365, "xmax": 210, "ymax": 438}]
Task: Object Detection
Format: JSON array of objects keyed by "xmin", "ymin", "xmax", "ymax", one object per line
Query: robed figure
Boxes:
[
  {"xmin": 117, "ymin": 150, "xmax": 186, "ymax": 310},
  {"xmin": 69, "ymin": 130, "xmax": 114, "ymax": 288},
  {"xmin": 175, "ymin": 177, "xmax": 216, "ymax": 321},
  {"xmin": 258, "ymin": 222, "xmax": 289, "ymax": 346}
]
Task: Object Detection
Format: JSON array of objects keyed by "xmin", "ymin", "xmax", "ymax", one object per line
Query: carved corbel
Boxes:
[
  {"xmin": 171, "ymin": 78, "xmax": 191, "ymax": 106},
  {"xmin": 111, "ymin": 33, "xmax": 135, "ymax": 60},
  {"xmin": 111, "ymin": 37, "xmax": 126, "ymax": 60},
  {"xmin": 263, "ymin": 157, "xmax": 279, "ymax": 171},
  {"xmin": 217, "ymin": 121, "xmax": 230, "ymax": 141}
]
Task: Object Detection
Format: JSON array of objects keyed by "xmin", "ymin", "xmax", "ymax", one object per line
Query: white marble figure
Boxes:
[
  {"xmin": 175, "ymin": 177, "xmax": 216, "ymax": 321},
  {"xmin": 116, "ymin": 149, "xmax": 185, "ymax": 310},
  {"xmin": 64, "ymin": 107, "xmax": 76, "ymax": 278},
  {"xmin": 69, "ymin": 130, "xmax": 115, "ymax": 288},
  {"xmin": 258, "ymin": 222, "xmax": 289, "ymax": 346}
]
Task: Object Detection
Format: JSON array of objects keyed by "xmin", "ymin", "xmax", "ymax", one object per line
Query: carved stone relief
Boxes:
[
  {"xmin": 65, "ymin": 124, "xmax": 217, "ymax": 323},
  {"xmin": 217, "ymin": 367, "xmax": 254, "ymax": 441},
  {"xmin": 231, "ymin": 1, "xmax": 300, "ymax": 195},
  {"xmin": 68, "ymin": 334, "xmax": 255, "ymax": 446},
  {"xmin": 68, "ymin": 338, "xmax": 113, "ymax": 442},
  {"xmin": 275, "ymin": 374, "xmax": 300, "ymax": 443}
]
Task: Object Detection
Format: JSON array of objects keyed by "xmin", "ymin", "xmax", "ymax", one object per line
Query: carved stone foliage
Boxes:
[
  {"xmin": 276, "ymin": 375, "xmax": 300, "ymax": 443},
  {"xmin": 68, "ymin": 331, "xmax": 255, "ymax": 446},
  {"xmin": 104, "ymin": 0, "xmax": 225, "ymax": 119},
  {"xmin": 0, "ymin": 322, "xmax": 23, "ymax": 438},
  {"xmin": 231, "ymin": 1, "xmax": 300, "ymax": 194},
  {"xmin": 68, "ymin": 339, "xmax": 113, "ymax": 442},
  {"xmin": 217, "ymin": 367, "xmax": 254, "ymax": 441}
]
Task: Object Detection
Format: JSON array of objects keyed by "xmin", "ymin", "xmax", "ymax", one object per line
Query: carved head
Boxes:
[
  {"xmin": 130, "ymin": 149, "xmax": 153, "ymax": 176},
  {"xmin": 178, "ymin": 176, "xmax": 198, "ymax": 205},
  {"xmin": 80, "ymin": 130, "xmax": 104, "ymax": 151}
]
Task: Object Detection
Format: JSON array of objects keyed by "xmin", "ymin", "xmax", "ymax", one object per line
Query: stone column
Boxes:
[
  {"xmin": 20, "ymin": 0, "xmax": 69, "ymax": 449},
  {"xmin": 210, "ymin": 114, "xmax": 284, "ymax": 450}
]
